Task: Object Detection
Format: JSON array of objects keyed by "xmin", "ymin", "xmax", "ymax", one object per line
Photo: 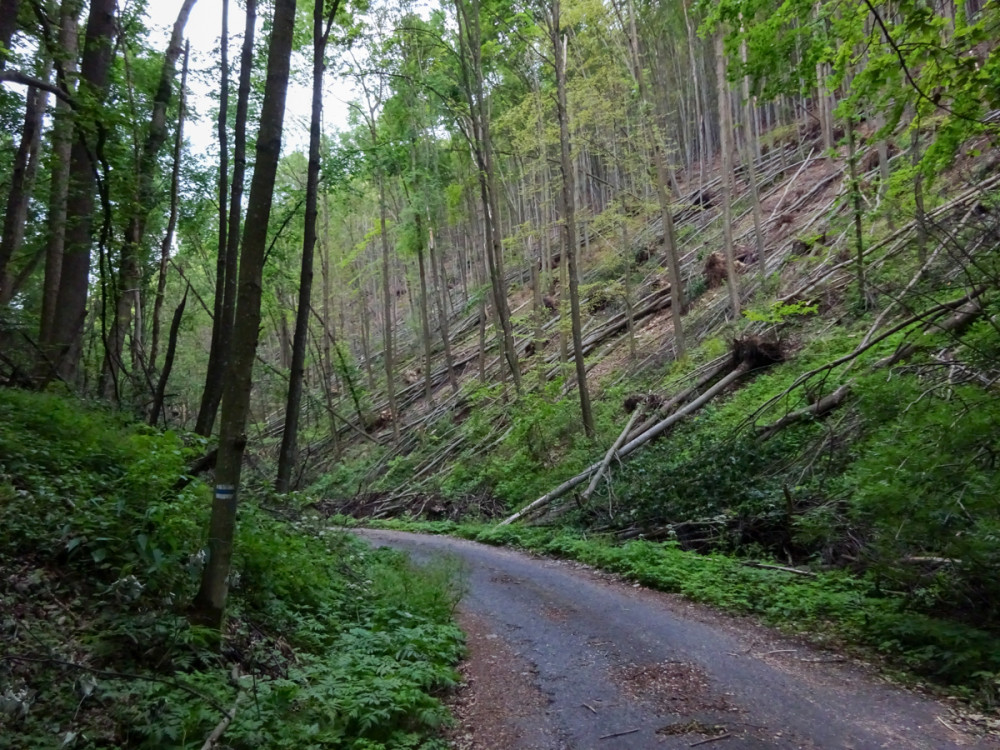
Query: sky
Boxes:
[{"xmin": 146, "ymin": 0, "xmax": 357, "ymax": 156}]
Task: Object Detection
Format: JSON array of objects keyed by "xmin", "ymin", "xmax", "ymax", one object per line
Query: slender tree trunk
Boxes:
[
  {"xmin": 429, "ymin": 221, "xmax": 457, "ymax": 391},
  {"xmin": 197, "ymin": 0, "xmax": 230, "ymax": 431},
  {"xmin": 196, "ymin": 0, "xmax": 256, "ymax": 436},
  {"xmin": 102, "ymin": 0, "xmax": 198, "ymax": 400},
  {"xmin": 150, "ymin": 42, "xmax": 188, "ymax": 372},
  {"xmin": 739, "ymin": 35, "xmax": 766, "ymax": 281},
  {"xmin": 149, "ymin": 286, "xmax": 187, "ymax": 427},
  {"xmin": 0, "ymin": 0, "xmax": 20, "ymax": 71},
  {"xmin": 455, "ymin": 0, "xmax": 521, "ymax": 391},
  {"xmin": 38, "ymin": 1, "xmax": 78, "ymax": 348},
  {"xmin": 716, "ymin": 33, "xmax": 740, "ymax": 316},
  {"xmin": 625, "ymin": 0, "xmax": 685, "ymax": 356},
  {"xmin": 276, "ymin": 0, "xmax": 339, "ymax": 493},
  {"xmin": 0, "ymin": 62, "xmax": 50, "ymax": 303},
  {"xmin": 414, "ymin": 212, "xmax": 434, "ymax": 403},
  {"xmin": 44, "ymin": 0, "xmax": 116, "ymax": 384},
  {"xmin": 192, "ymin": 0, "xmax": 297, "ymax": 631},
  {"xmin": 846, "ymin": 116, "xmax": 866, "ymax": 304},
  {"xmin": 551, "ymin": 3, "xmax": 594, "ymax": 437},
  {"xmin": 377, "ymin": 172, "xmax": 400, "ymax": 442}
]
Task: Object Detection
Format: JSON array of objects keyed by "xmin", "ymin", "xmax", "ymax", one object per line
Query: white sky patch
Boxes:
[{"xmin": 145, "ymin": 0, "xmax": 356, "ymax": 157}]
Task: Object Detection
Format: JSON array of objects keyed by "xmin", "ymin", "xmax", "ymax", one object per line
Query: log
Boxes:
[
  {"xmin": 500, "ymin": 363, "xmax": 751, "ymax": 526},
  {"xmin": 580, "ymin": 407, "xmax": 644, "ymax": 502},
  {"xmin": 742, "ymin": 561, "xmax": 816, "ymax": 577},
  {"xmin": 756, "ymin": 383, "xmax": 852, "ymax": 441},
  {"xmin": 877, "ymin": 298, "xmax": 983, "ymax": 368}
]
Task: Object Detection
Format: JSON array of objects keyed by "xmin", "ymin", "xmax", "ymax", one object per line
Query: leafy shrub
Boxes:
[{"xmin": 0, "ymin": 391, "xmax": 464, "ymax": 749}]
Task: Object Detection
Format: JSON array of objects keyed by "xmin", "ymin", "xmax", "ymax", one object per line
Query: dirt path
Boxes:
[{"xmin": 357, "ymin": 530, "xmax": 998, "ymax": 750}]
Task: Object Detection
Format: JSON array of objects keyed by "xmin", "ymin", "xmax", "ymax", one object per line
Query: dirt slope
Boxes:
[{"xmin": 358, "ymin": 529, "xmax": 998, "ymax": 750}]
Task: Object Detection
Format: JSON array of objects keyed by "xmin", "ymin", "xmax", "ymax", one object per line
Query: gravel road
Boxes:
[{"xmin": 357, "ymin": 529, "xmax": 998, "ymax": 750}]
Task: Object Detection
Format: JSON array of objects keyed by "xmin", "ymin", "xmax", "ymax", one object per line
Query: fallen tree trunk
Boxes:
[
  {"xmin": 580, "ymin": 407, "xmax": 644, "ymax": 503},
  {"xmin": 500, "ymin": 357, "xmax": 763, "ymax": 525},
  {"xmin": 756, "ymin": 383, "xmax": 852, "ymax": 441}
]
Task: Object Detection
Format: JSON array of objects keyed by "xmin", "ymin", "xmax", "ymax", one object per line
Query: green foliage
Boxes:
[
  {"xmin": 742, "ymin": 299, "xmax": 818, "ymax": 324},
  {"xmin": 439, "ymin": 380, "xmax": 611, "ymax": 507},
  {"xmin": 0, "ymin": 391, "xmax": 463, "ymax": 749},
  {"xmin": 841, "ymin": 375, "xmax": 1000, "ymax": 621}
]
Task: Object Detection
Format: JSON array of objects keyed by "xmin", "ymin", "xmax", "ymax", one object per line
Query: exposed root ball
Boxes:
[
  {"xmin": 732, "ymin": 336, "xmax": 783, "ymax": 369},
  {"xmin": 704, "ymin": 252, "xmax": 727, "ymax": 289},
  {"xmin": 623, "ymin": 393, "xmax": 665, "ymax": 413},
  {"xmin": 704, "ymin": 252, "xmax": 746, "ymax": 288}
]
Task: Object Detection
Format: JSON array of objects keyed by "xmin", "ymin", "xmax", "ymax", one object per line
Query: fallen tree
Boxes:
[{"xmin": 499, "ymin": 338, "xmax": 782, "ymax": 525}]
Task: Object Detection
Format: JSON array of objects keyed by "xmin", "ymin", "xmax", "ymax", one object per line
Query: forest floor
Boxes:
[{"xmin": 358, "ymin": 529, "xmax": 1000, "ymax": 750}]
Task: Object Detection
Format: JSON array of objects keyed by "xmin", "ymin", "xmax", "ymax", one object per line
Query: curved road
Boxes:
[{"xmin": 358, "ymin": 529, "xmax": 996, "ymax": 750}]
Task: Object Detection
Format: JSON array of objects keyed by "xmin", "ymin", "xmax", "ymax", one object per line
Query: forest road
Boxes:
[{"xmin": 356, "ymin": 530, "xmax": 997, "ymax": 750}]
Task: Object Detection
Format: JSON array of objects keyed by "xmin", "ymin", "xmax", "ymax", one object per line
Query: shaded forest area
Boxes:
[{"xmin": 2, "ymin": 0, "xmax": 1000, "ymax": 744}]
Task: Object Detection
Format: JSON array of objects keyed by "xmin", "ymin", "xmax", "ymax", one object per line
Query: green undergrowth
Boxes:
[
  {"xmin": 357, "ymin": 518, "xmax": 1000, "ymax": 705},
  {"xmin": 0, "ymin": 389, "xmax": 463, "ymax": 749}
]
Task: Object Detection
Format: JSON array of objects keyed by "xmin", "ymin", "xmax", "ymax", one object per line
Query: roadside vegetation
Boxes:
[{"xmin": 0, "ymin": 390, "xmax": 463, "ymax": 749}]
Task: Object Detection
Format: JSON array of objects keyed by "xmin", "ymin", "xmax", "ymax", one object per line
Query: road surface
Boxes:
[{"xmin": 357, "ymin": 529, "xmax": 997, "ymax": 750}]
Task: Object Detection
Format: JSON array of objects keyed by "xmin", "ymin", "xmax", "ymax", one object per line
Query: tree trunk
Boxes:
[
  {"xmin": 455, "ymin": 0, "xmax": 521, "ymax": 392},
  {"xmin": 43, "ymin": 0, "xmax": 116, "ymax": 384},
  {"xmin": 415, "ymin": 212, "xmax": 434, "ymax": 403},
  {"xmin": 0, "ymin": 61, "xmax": 49, "ymax": 303},
  {"xmin": 38, "ymin": 1, "xmax": 78, "ymax": 349},
  {"xmin": 377, "ymin": 172, "xmax": 400, "ymax": 441},
  {"xmin": 192, "ymin": 0, "xmax": 297, "ymax": 630},
  {"xmin": 429, "ymin": 221, "xmax": 457, "ymax": 392},
  {"xmin": 149, "ymin": 286, "xmax": 188, "ymax": 426},
  {"xmin": 276, "ymin": 0, "xmax": 338, "ymax": 493},
  {"xmin": 101, "ymin": 0, "xmax": 198, "ymax": 401},
  {"xmin": 625, "ymin": 0, "xmax": 685, "ymax": 356},
  {"xmin": 846, "ymin": 116, "xmax": 866, "ymax": 304},
  {"xmin": 0, "ymin": 0, "xmax": 20, "ymax": 71},
  {"xmin": 739, "ymin": 36, "xmax": 766, "ymax": 281},
  {"xmin": 150, "ymin": 42, "xmax": 188, "ymax": 373},
  {"xmin": 551, "ymin": 3, "xmax": 594, "ymax": 437},
  {"xmin": 715, "ymin": 32, "xmax": 740, "ymax": 317},
  {"xmin": 196, "ymin": 0, "xmax": 256, "ymax": 436}
]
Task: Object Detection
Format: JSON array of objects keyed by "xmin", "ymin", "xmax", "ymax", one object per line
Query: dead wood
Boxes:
[
  {"xmin": 876, "ymin": 298, "xmax": 984, "ymax": 368},
  {"xmin": 742, "ymin": 561, "xmax": 816, "ymax": 577},
  {"xmin": 581, "ymin": 407, "xmax": 644, "ymax": 503},
  {"xmin": 751, "ymin": 289, "xmax": 983, "ymax": 425},
  {"xmin": 501, "ymin": 344, "xmax": 779, "ymax": 525},
  {"xmin": 756, "ymin": 383, "xmax": 852, "ymax": 441}
]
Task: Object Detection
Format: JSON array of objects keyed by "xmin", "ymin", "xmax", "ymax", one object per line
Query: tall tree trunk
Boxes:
[
  {"xmin": 150, "ymin": 42, "xmax": 189, "ymax": 372},
  {"xmin": 455, "ymin": 0, "xmax": 521, "ymax": 392},
  {"xmin": 377, "ymin": 172, "xmax": 400, "ymax": 441},
  {"xmin": 414, "ymin": 212, "xmax": 434, "ymax": 403},
  {"xmin": 0, "ymin": 0, "xmax": 20, "ymax": 71},
  {"xmin": 38, "ymin": 0, "xmax": 78, "ymax": 350},
  {"xmin": 739, "ymin": 34, "xmax": 766, "ymax": 281},
  {"xmin": 429, "ymin": 221, "xmax": 457, "ymax": 392},
  {"xmin": 625, "ymin": 0, "xmax": 685, "ymax": 356},
  {"xmin": 716, "ymin": 32, "xmax": 740, "ymax": 316},
  {"xmin": 846, "ymin": 116, "xmax": 866, "ymax": 304},
  {"xmin": 101, "ymin": 0, "xmax": 198, "ymax": 400},
  {"xmin": 0, "ymin": 61, "xmax": 49, "ymax": 303},
  {"xmin": 43, "ymin": 0, "xmax": 116, "ymax": 384},
  {"xmin": 149, "ymin": 285, "xmax": 187, "ymax": 426},
  {"xmin": 551, "ymin": 2, "xmax": 594, "ymax": 437},
  {"xmin": 276, "ymin": 0, "xmax": 339, "ymax": 493},
  {"xmin": 196, "ymin": 0, "xmax": 256, "ymax": 436},
  {"xmin": 192, "ymin": 0, "xmax": 297, "ymax": 631}
]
